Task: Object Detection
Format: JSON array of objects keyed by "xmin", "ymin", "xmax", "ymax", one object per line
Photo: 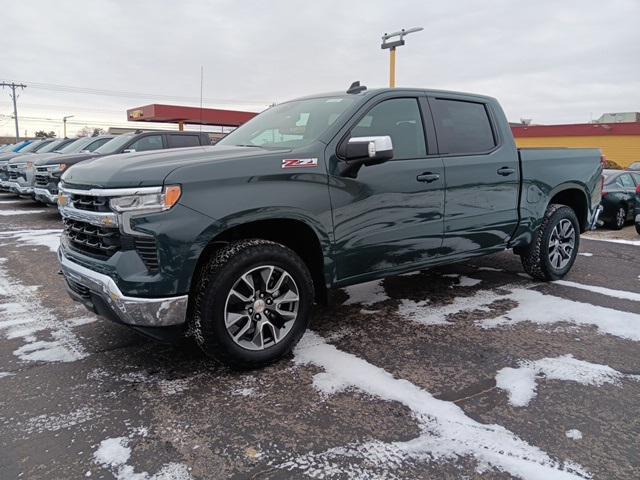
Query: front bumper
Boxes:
[
  {"xmin": 58, "ymin": 247, "xmax": 188, "ymax": 327},
  {"xmin": 6, "ymin": 181, "xmax": 33, "ymax": 195},
  {"xmin": 33, "ymin": 187, "xmax": 58, "ymax": 204}
]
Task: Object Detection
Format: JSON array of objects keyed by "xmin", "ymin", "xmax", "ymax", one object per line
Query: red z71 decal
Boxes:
[{"xmin": 282, "ymin": 158, "xmax": 318, "ymax": 168}]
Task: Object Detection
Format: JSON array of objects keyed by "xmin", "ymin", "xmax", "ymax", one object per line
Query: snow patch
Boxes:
[
  {"xmin": 0, "ymin": 209, "xmax": 46, "ymax": 216},
  {"xmin": 0, "ymin": 229, "xmax": 62, "ymax": 252},
  {"xmin": 231, "ymin": 387, "xmax": 256, "ymax": 397},
  {"xmin": 343, "ymin": 280, "xmax": 389, "ymax": 306},
  {"xmin": 24, "ymin": 406, "xmax": 98, "ymax": 434},
  {"xmin": 578, "ymin": 253, "xmax": 593, "ymax": 257},
  {"xmin": 477, "ymin": 267, "xmax": 503, "ymax": 272},
  {"xmin": 565, "ymin": 429, "xmax": 583, "ymax": 440},
  {"xmin": 458, "ymin": 276, "xmax": 482, "ymax": 287},
  {"xmin": 480, "ymin": 288, "xmax": 640, "ymax": 341},
  {"xmin": 583, "ymin": 237, "xmax": 640, "ymax": 246},
  {"xmin": 282, "ymin": 331, "xmax": 589, "ymax": 479},
  {"xmin": 0, "ymin": 261, "xmax": 88, "ymax": 363},
  {"xmin": 94, "ymin": 434, "xmax": 193, "ymax": 480},
  {"xmin": 0, "ymin": 371, "xmax": 15, "ymax": 379},
  {"xmin": 496, "ymin": 355, "xmax": 635, "ymax": 407},
  {"xmin": 553, "ymin": 280, "xmax": 640, "ymax": 302}
]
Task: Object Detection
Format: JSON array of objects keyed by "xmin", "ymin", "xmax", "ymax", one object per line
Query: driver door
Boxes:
[{"xmin": 327, "ymin": 95, "xmax": 445, "ymax": 283}]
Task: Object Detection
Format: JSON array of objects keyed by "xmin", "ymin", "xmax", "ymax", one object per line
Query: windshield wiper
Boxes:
[{"xmin": 234, "ymin": 144, "xmax": 263, "ymax": 148}]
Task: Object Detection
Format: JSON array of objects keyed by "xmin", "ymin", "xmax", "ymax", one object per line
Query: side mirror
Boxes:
[
  {"xmin": 340, "ymin": 136, "xmax": 393, "ymax": 178},
  {"xmin": 345, "ymin": 136, "xmax": 394, "ymax": 165},
  {"xmin": 123, "ymin": 148, "xmax": 136, "ymax": 153}
]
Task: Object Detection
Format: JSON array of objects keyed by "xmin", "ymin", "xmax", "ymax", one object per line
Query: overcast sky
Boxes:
[{"xmin": 1, "ymin": 0, "xmax": 639, "ymax": 137}]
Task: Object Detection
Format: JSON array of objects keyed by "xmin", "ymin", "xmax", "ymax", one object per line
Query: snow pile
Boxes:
[
  {"xmin": 343, "ymin": 280, "xmax": 389, "ymax": 306},
  {"xmin": 0, "ymin": 259, "xmax": 89, "ymax": 363},
  {"xmin": 0, "ymin": 229, "xmax": 62, "ymax": 252},
  {"xmin": 94, "ymin": 435, "xmax": 193, "ymax": 480},
  {"xmin": 279, "ymin": 331, "xmax": 589, "ymax": 479},
  {"xmin": 496, "ymin": 355, "xmax": 635, "ymax": 407}
]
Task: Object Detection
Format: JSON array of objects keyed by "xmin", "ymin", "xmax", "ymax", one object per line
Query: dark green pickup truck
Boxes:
[{"xmin": 57, "ymin": 85, "xmax": 603, "ymax": 367}]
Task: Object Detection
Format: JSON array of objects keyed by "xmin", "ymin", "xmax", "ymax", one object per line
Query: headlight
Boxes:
[
  {"xmin": 109, "ymin": 185, "xmax": 182, "ymax": 213},
  {"xmin": 50, "ymin": 164, "xmax": 68, "ymax": 173}
]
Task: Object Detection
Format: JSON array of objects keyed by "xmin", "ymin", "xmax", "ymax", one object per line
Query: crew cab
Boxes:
[
  {"xmin": 1, "ymin": 138, "xmax": 75, "ymax": 194},
  {"xmin": 57, "ymin": 85, "xmax": 603, "ymax": 368},
  {"xmin": 32, "ymin": 131, "xmax": 211, "ymax": 204}
]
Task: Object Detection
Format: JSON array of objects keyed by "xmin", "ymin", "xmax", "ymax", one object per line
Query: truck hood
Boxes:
[
  {"xmin": 61, "ymin": 145, "xmax": 287, "ymax": 189},
  {"xmin": 0, "ymin": 152, "xmax": 24, "ymax": 163},
  {"xmin": 34, "ymin": 152, "xmax": 98, "ymax": 166}
]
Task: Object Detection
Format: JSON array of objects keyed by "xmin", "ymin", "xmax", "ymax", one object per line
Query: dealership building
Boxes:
[{"xmin": 512, "ymin": 113, "xmax": 640, "ymax": 168}]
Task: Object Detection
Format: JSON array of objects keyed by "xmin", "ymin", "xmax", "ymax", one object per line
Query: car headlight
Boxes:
[
  {"xmin": 109, "ymin": 185, "xmax": 182, "ymax": 213},
  {"xmin": 50, "ymin": 164, "xmax": 68, "ymax": 173}
]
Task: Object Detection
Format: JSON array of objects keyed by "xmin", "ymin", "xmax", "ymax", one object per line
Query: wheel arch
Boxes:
[{"xmin": 546, "ymin": 185, "xmax": 590, "ymax": 232}]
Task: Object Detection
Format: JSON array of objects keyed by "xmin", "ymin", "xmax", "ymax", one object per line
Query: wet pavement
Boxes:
[{"xmin": 0, "ymin": 192, "xmax": 639, "ymax": 480}]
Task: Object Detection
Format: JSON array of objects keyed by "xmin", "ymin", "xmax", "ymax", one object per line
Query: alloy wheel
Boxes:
[
  {"xmin": 548, "ymin": 219, "xmax": 576, "ymax": 270},
  {"xmin": 223, "ymin": 265, "xmax": 300, "ymax": 351}
]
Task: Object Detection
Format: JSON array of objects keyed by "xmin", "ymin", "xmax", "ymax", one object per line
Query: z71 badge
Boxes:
[{"xmin": 282, "ymin": 158, "xmax": 318, "ymax": 169}]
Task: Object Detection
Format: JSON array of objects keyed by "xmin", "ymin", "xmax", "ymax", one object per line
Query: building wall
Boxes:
[{"xmin": 514, "ymin": 135, "xmax": 640, "ymax": 168}]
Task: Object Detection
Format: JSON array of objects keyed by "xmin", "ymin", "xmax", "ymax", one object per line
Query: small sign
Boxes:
[{"xmin": 282, "ymin": 158, "xmax": 318, "ymax": 169}]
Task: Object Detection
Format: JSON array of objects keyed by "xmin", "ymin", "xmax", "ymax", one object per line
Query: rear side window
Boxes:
[
  {"xmin": 351, "ymin": 98, "xmax": 426, "ymax": 159},
  {"xmin": 431, "ymin": 98, "xmax": 496, "ymax": 155},
  {"xmin": 85, "ymin": 138, "xmax": 111, "ymax": 152},
  {"xmin": 617, "ymin": 174, "xmax": 635, "ymax": 188},
  {"xmin": 167, "ymin": 134, "xmax": 201, "ymax": 148},
  {"xmin": 128, "ymin": 135, "xmax": 164, "ymax": 152},
  {"xmin": 630, "ymin": 172, "xmax": 640, "ymax": 185}
]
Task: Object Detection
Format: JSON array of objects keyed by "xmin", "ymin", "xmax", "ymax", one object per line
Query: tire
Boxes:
[
  {"xmin": 635, "ymin": 222, "xmax": 640, "ymax": 236},
  {"xmin": 520, "ymin": 204, "xmax": 580, "ymax": 281},
  {"xmin": 607, "ymin": 206, "xmax": 627, "ymax": 230},
  {"xmin": 190, "ymin": 239, "xmax": 314, "ymax": 369}
]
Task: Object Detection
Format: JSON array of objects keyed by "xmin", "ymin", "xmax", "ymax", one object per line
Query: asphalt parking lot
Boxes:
[{"xmin": 0, "ymin": 193, "xmax": 639, "ymax": 480}]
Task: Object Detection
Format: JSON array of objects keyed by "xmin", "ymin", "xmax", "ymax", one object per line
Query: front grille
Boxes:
[
  {"xmin": 8, "ymin": 171, "xmax": 18, "ymax": 180},
  {"xmin": 63, "ymin": 218, "xmax": 121, "ymax": 259},
  {"xmin": 134, "ymin": 237, "xmax": 159, "ymax": 273},
  {"xmin": 71, "ymin": 193, "xmax": 111, "ymax": 212},
  {"xmin": 35, "ymin": 175, "xmax": 49, "ymax": 187},
  {"xmin": 67, "ymin": 278, "xmax": 91, "ymax": 298}
]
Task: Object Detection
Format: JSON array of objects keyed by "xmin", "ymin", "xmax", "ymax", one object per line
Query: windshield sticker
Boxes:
[{"xmin": 282, "ymin": 158, "xmax": 318, "ymax": 169}]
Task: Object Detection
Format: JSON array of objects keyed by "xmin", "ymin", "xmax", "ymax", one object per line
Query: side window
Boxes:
[
  {"xmin": 86, "ymin": 138, "xmax": 110, "ymax": 152},
  {"xmin": 618, "ymin": 174, "xmax": 635, "ymax": 188},
  {"xmin": 127, "ymin": 135, "xmax": 164, "ymax": 152},
  {"xmin": 351, "ymin": 98, "xmax": 426, "ymax": 159},
  {"xmin": 431, "ymin": 98, "xmax": 496, "ymax": 155},
  {"xmin": 630, "ymin": 173, "xmax": 640, "ymax": 186},
  {"xmin": 167, "ymin": 135, "xmax": 201, "ymax": 148}
]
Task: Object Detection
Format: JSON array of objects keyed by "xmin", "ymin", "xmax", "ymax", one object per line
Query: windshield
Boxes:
[
  {"xmin": 37, "ymin": 139, "xmax": 68, "ymax": 153},
  {"xmin": 18, "ymin": 141, "xmax": 44, "ymax": 153},
  {"xmin": 57, "ymin": 136, "xmax": 94, "ymax": 153},
  {"xmin": 93, "ymin": 134, "xmax": 135, "ymax": 154},
  {"xmin": 218, "ymin": 96, "xmax": 356, "ymax": 149}
]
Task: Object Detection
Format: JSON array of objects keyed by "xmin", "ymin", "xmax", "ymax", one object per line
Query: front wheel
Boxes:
[
  {"xmin": 520, "ymin": 204, "xmax": 580, "ymax": 281},
  {"xmin": 190, "ymin": 239, "xmax": 314, "ymax": 369}
]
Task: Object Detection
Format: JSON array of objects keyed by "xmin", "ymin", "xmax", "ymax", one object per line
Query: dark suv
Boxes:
[{"xmin": 33, "ymin": 131, "xmax": 211, "ymax": 204}]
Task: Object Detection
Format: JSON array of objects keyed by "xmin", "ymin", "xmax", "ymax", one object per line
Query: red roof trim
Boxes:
[{"xmin": 511, "ymin": 122, "xmax": 640, "ymax": 138}]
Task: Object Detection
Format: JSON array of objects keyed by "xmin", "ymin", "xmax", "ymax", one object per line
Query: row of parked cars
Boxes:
[
  {"xmin": 0, "ymin": 130, "xmax": 211, "ymax": 204},
  {"xmin": 600, "ymin": 169, "xmax": 640, "ymax": 233}
]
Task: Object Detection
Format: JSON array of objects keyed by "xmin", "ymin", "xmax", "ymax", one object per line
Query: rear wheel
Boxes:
[
  {"xmin": 520, "ymin": 204, "xmax": 580, "ymax": 281},
  {"xmin": 190, "ymin": 239, "xmax": 314, "ymax": 369},
  {"xmin": 609, "ymin": 206, "xmax": 627, "ymax": 230}
]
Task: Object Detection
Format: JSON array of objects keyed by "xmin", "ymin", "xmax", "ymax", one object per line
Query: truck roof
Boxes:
[{"xmin": 292, "ymin": 86, "xmax": 497, "ymax": 104}]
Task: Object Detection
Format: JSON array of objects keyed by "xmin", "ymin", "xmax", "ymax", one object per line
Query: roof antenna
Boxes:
[{"xmin": 347, "ymin": 81, "xmax": 367, "ymax": 94}]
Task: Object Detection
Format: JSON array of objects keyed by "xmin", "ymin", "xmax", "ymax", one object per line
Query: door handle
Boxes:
[
  {"xmin": 497, "ymin": 167, "xmax": 515, "ymax": 176},
  {"xmin": 417, "ymin": 172, "xmax": 440, "ymax": 183}
]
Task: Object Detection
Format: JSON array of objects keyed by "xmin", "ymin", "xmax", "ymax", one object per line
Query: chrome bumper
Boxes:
[
  {"xmin": 589, "ymin": 205, "xmax": 603, "ymax": 230},
  {"xmin": 33, "ymin": 187, "xmax": 58, "ymax": 204},
  {"xmin": 6, "ymin": 181, "xmax": 33, "ymax": 195},
  {"xmin": 58, "ymin": 247, "xmax": 188, "ymax": 327}
]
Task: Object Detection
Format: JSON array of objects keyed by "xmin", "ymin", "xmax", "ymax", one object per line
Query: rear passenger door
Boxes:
[
  {"xmin": 429, "ymin": 96, "xmax": 520, "ymax": 254},
  {"xmin": 167, "ymin": 134, "xmax": 201, "ymax": 149}
]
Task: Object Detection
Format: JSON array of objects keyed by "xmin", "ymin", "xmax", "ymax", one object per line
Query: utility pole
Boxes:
[
  {"xmin": 63, "ymin": 115, "xmax": 74, "ymax": 138},
  {"xmin": 1, "ymin": 82, "xmax": 27, "ymax": 142},
  {"xmin": 381, "ymin": 28, "xmax": 423, "ymax": 88}
]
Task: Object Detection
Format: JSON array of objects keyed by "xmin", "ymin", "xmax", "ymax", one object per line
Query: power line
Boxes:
[
  {"xmin": 0, "ymin": 82, "xmax": 26, "ymax": 141},
  {"xmin": 7, "ymin": 80, "xmax": 270, "ymax": 107}
]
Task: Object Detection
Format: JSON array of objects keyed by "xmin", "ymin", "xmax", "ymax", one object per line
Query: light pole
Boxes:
[
  {"xmin": 381, "ymin": 27, "xmax": 423, "ymax": 88},
  {"xmin": 63, "ymin": 115, "xmax": 74, "ymax": 138}
]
